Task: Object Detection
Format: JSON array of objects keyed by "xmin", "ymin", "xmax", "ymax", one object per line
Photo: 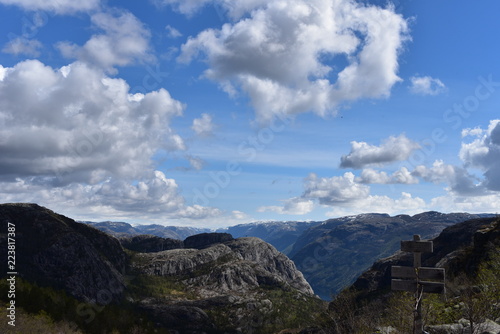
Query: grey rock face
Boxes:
[{"xmin": 134, "ymin": 236, "xmax": 314, "ymax": 297}]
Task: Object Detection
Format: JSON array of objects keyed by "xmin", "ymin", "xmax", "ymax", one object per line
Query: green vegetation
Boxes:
[
  {"xmin": 0, "ymin": 277, "xmax": 169, "ymax": 334},
  {"xmin": 206, "ymin": 288, "xmax": 327, "ymax": 334},
  {"xmin": 322, "ymin": 243, "xmax": 500, "ymax": 334}
]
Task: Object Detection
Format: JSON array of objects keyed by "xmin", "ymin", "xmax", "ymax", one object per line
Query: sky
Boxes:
[{"xmin": 0, "ymin": 0, "xmax": 499, "ymax": 227}]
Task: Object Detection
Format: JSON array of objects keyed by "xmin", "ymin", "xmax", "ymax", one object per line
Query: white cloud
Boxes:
[
  {"xmin": 2, "ymin": 37, "xmax": 42, "ymax": 56},
  {"xmin": 176, "ymin": 0, "xmax": 409, "ymax": 123},
  {"xmin": 191, "ymin": 113, "xmax": 215, "ymax": 136},
  {"xmin": 409, "ymin": 75, "xmax": 446, "ymax": 96},
  {"xmin": 430, "ymin": 193, "xmax": 500, "ymax": 214},
  {"xmin": 0, "ymin": 59, "xmax": 184, "ymax": 185},
  {"xmin": 258, "ymin": 197, "xmax": 314, "ymax": 215},
  {"xmin": 186, "ymin": 155, "xmax": 206, "ymax": 170},
  {"xmin": 340, "ymin": 134, "xmax": 421, "ymax": 169},
  {"xmin": 0, "ymin": 0, "xmax": 100, "ymax": 14},
  {"xmin": 460, "ymin": 119, "xmax": 500, "ymax": 191},
  {"xmin": 303, "ymin": 172, "xmax": 370, "ymax": 205},
  {"xmin": 153, "ymin": 0, "xmax": 212, "ymax": 16},
  {"xmin": 165, "ymin": 25, "xmax": 182, "ymax": 38},
  {"xmin": 56, "ymin": 10, "xmax": 152, "ymax": 71},
  {"xmin": 356, "ymin": 167, "xmax": 419, "ymax": 184},
  {"xmin": 0, "ymin": 59, "xmax": 232, "ymax": 221},
  {"xmin": 326, "ymin": 192, "xmax": 426, "ymax": 217},
  {"xmin": 412, "ymin": 160, "xmax": 484, "ymax": 196},
  {"xmin": 0, "ymin": 171, "xmax": 224, "ymax": 220}
]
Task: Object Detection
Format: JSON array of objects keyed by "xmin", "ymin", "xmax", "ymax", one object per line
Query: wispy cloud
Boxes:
[
  {"xmin": 409, "ymin": 75, "xmax": 446, "ymax": 96},
  {"xmin": 2, "ymin": 37, "xmax": 42, "ymax": 56},
  {"xmin": 0, "ymin": 0, "xmax": 101, "ymax": 14}
]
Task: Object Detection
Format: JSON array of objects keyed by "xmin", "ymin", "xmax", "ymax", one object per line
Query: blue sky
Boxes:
[{"xmin": 0, "ymin": 0, "xmax": 499, "ymax": 227}]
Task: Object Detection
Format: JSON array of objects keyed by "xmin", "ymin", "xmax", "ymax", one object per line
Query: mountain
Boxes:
[
  {"xmin": 0, "ymin": 203, "xmax": 324, "ymax": 333},
  {"xmin": 0, "ymin": 203, "xmax": 127, "ymax": 303},
  {"xmin": 322, "ymin": 216, "xmax": 500, "ymax": 333},
  {"xmin": 217, "ymin": 220, "xmax": 322, "ymax": 254},
  {"xmin": 83, "ymin": 220, "xmax": 210, "ymax": 240},
  {"xmin": 289, "ymin": 211, "xmax": 491, "ymax": 300}
]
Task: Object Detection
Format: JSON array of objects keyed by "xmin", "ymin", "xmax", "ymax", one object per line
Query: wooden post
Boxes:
[
  {"xmin": 413, "ymin": 235, "xmax": 423, "ymax": 334},
  {"xmin": 391, "ymin": 234, "xmax": 445, "ymax": 334}
]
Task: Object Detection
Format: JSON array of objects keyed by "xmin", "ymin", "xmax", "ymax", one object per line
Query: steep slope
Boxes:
[
  {"xmin": 290, "ymin": 212, "xmax": 487, "ymax": 299},
  {"xmin": 322, "ymin": 216, "xmax": 500, "ymax": 334},
  {"xmin": 0, "ymin": 203, "xmax": 127, "ymax": 302},
  {"xmin": 128, "ymin": 236, "xmax": 322, "ymax": 332},
  {"xmin": 133, "ymin": 236, "xmax": 313, "ymax": 298},
  {"xmin": 353, "ymin": 216, "xmax": 500, "ymax": 295}
]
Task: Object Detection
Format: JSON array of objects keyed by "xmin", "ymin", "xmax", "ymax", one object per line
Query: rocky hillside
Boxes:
[
  {"xmin": 352, "ymin": 216, "xmax": 500, "ymax": 297},
  {"xmin": 289, "ymin": 212, "xmax": 489, "ymax": 299},
  {"xmin": 0, "ymin": 203, "xmax": 324, "ymax": 333},
  {"xmin": 0, "ymin": 203, "xmax": 126, "ymax": 303},
  {"xmin": 322, "ymin": 216, "xmax": 500, "ymax": 334}
]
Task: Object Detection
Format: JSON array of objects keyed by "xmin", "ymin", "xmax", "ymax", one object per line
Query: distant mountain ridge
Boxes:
[
  {"xmin": 82, "ymin": 220, "xmax": 210, "ymax": 240},
  {"xmin": 290, "ymin": 211, "xmax": 495, "ymax": 299},
  {"xmin": 83, "ymin": 211, "xmax": 496, "ymax": 300}
]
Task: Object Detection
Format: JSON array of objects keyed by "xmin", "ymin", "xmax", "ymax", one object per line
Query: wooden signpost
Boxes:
[{"xmin": 391, "ymin": 235, "xmax": 445, "ymax": 334}]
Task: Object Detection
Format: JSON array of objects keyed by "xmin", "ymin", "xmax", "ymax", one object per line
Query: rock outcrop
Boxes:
[{"xmin": 133, "ymin": 236, "xmax": 314, "ymax": 297}]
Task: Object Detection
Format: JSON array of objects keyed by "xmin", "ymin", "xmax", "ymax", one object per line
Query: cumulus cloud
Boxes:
[
  {"xmin": 2, "ymin": 37, "xmax": 42, "ymax": 56},
  {"xmin": 409, "ymin": 75, "xmax": 446, "ymax": 96},
  {"xmin": 56, "ymin": 10, "xmax": 152, "ymax": 71},
  {"xmin": 460, "ymin": 119, "xmax": 500, "ymax": 191},
  {"xmin": 356, "ymin": 167, "xmax": 419, "ymax": 184},
  {"xmin": 174, "ymin": 0, "xmax": 409, "ymax": 122},
  {"xmin": 0, "ymin": 0, "xmax": 100, "ymax": 14},
  {"xmin": 340, "ymin": 134, "xmax": 421, "ymax": 169},
  {"xmin": 191, "ymin": 113, "xmax": 215, "ymax": 136},
  {"xmin": 302, "ymin": 172, "xmax": 370, "ymax": 205},
  {"xmin": 0, "ymin": 59, "xmax": 227, "ymax": 220},
  {"xmin": 412, "ymin": 160, "xmax": 484, "ymax": 196},
  {"xmin": 258, "ymin": 197, "xmax": 314, "ymax": 215},
  {"xmin": 0, "ymin": 171, "xmax": 223, "ymax": 220},
  {"xmin": 0, "ymin": 59, "xmax": 184, "ymax": 185}
]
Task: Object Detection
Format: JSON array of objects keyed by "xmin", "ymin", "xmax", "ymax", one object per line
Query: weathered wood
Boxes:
[
  {"xmin": 392, "ymin": 266, "xmax": 445, "ymax": 280},
  {"xmin": 401, "ymin": 240, "xmax": 433, "ymax": 253},
  {"xmin": 391, "ymin": 279, "xmax": 445, "ymax": 294}
]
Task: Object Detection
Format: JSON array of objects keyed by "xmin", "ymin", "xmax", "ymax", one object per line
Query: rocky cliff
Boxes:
[{"xmin": 133, "ymin": 236, "xmax": 313, "ymax": 298}]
